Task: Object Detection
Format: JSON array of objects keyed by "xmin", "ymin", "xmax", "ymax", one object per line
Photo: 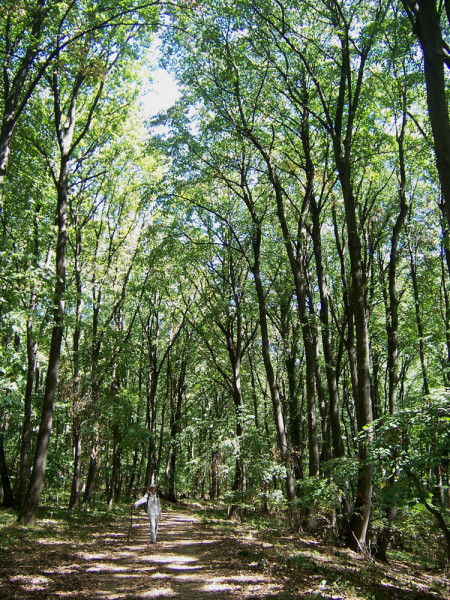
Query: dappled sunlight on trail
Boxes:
[
  {"xmin": 113, "ymin": 512, "xmax": 281, "ymax": 598},
  {"xmin": 2, "ymin": 510, "xmax": 281, "ymax": 599},
  {"xmin": 3, "ymin": 508, "xmax": 449, "ymax": 599}
]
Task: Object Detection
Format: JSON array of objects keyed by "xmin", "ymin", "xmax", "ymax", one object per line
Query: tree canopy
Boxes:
[{"xmin": 1, "ymin": 0, "xmax": 450, "ymax": 566}]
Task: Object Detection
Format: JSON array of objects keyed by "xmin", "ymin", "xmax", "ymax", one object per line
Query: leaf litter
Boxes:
[{"xmin": 0, "ymin": 504, "xmax": 449, "ymax": 599}]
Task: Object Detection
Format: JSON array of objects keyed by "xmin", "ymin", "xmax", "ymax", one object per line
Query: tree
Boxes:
[
  {"xmin": 0, "ymin": 0, "xmax": 159, "ymax": 181},
  {"xmin": 399, "ymin": 0, "xmax": 450, "ymax": 246},
  {"xmin": 18, "ymin": 15, "xmax": 153, "ymax": 524}
]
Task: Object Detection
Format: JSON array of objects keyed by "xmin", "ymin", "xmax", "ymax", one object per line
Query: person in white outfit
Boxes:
[{"xmin": 132, "ymin": 483, "xmax": 162, "ymax": 543}]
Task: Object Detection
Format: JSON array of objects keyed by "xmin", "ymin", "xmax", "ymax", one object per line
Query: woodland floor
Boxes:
[{"xmin": 0, "ymin": 503, "xmax": 449, "ymax": 600}]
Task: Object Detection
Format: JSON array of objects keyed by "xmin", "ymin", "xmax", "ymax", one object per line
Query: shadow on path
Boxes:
[
  {"xmin": 63, "ymin": 510, "xmax": 282, "ymax": 599},
  {"xmin": 2, "ymin": 508, "xmax": 450, "ymax": 599}
]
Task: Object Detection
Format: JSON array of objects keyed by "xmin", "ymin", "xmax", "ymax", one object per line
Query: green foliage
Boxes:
[
  {"xmin": 1, "ymin": 0, "xmax": 450, "ymax": 579},
  {"xmin": 370, "ymin": 388, "xmax": 450, "ymax": 503}
]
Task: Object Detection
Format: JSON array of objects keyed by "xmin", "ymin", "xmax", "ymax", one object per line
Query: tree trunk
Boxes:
[
  {"xmin": 386, "ymin": 122, "xmax": 408, "ymax": 413},
  {"xmin": 243, "ymin": 128, "xmax": 319, "ymax": 491},
  {"xmin": 127, "ymin": 450, "xmax": 139, "ymax": 498},
  {"xmin": 18, "ymin": 63, "xmax": 85, "ymax": 524},
  {"xmin": 167, "ymin": 359, "xmax": 185, "ymax": 503},
  {"xmin": 408, "ymin": 234, "xmax": 430, "ymax": 396},
  {"xmin": 401, "ymin": 0, "xmax": 450, "ymax": 245},
  {"xmin": 17, "ymin": 311, "xmax": 36, "ymax": 508},
  {"xmin": 68, "ymin": 423, "xmax": 82, "ymax": 516},
  {"xmin": 249, "ymin": 353, "xmax": 260, "ymax": 430},
  {"xmin": 333, "ymin": 124, "xmax": 373, "ymax": 554},
  {"xmin": 226, "ymin": 300, "xmax": 245, "ymax": 520},
  {"xmin": 0, "ymin": 431, "xmax": 15, "ymax": 508},
  {"xmin": 423, "ymin": 496, "xmax": 450, "ymax": 560},
  {"xmin": 342, "ymin": 222, "xmax": 374, "ymax": 551},
  {"xmin": 285, "ymin": 348, "xmax": 303, "ymax": 482},
  {"xmin": 210, "ymin": 449, "xmax": 220, "ymax": 500},
  {"xmin": 84, "ymin": 432, "xmax": 99, "ymax": 504},
  {"xmin": 84, "ymin": 300, "xmax": 102, "ymax": 504},
  {"xmin": 299, "ymin": 90, "xmax": 340, "ymax": 462},
  {"xmin": 439, "ymin": 222, "xmax": 450, "ymax": 385},
  {"xmin": 326, "ymin": 51, "xmax": 374, "ymax": 546},
  {"xmin": 375, "ymin": 109, "xmax": 408, "ymax": 561},
  {"xmin": 252, "ymin": 259, "xmax": 296, "ymax": 503},
  {"xmin": 107, "ymin": 424, "xmax": 121, "ymax": 508},
  {"xmin": 310, "ymin": 197, "xmax": 345, "ymax": 458},
  {"xmin": 239, "ymin": 175, "xmax": 296, "ymax": 501},
  {"xmin": 68, "ymin": 225, "xmax": 83, "ymax": 516},
  {"xmin": 144, "ymin": 331, "xmax": 159, "ymax": 489},
  {"xmin": 18, "ymin": 158, "xmax": 68, "ymax": 525},
  {"xmin": 308, "ymin": 283, "xmax": 331, "ymax": 465},
  {"xmin": 332, "ymin": 207, "xmax": 359, "ymax": 423}
]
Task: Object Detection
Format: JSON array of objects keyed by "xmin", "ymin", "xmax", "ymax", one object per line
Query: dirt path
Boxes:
[
  {"xmin": 2, "ymin": 506, "xmax": 449, "ymax": 599},
  {"xmin": 2, "ymin": 508, "xmax": 284, "ymax": 599},
  {"xmin": 113, "ymin": 509, "xmax": 282, "ymax": 599}
]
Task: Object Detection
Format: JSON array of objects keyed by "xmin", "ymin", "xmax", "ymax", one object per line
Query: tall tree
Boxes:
[
  {"xmin": 18, "ymin": 23, "xmax": 145, "ymax": 524},
  {"xmin": 400, "ymin": 0, "xmax": 450, "ymax": 243},
  {"xmin": 0, "ymin": 0, "xmax": 159, "ymax": 181}
]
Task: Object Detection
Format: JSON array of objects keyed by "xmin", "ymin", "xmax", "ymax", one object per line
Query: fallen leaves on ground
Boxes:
[{"xmin": 0, "ymin": 504, "xmax": 448, "ymax": 599}]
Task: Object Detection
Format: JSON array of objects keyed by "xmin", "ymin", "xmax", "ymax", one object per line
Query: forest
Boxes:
[{"xmin": 1, "ymin": 0, "xmax": 450, "ymax": 581}]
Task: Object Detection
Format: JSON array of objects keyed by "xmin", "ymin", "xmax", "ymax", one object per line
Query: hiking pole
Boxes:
[{"xmin": 127, "ymin": 505, "xmax": 133, "ymax": 544}]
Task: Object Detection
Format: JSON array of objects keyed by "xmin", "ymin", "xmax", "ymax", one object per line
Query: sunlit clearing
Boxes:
[
  {"xmin": 77, "ymin": 552, "xmax": 109, "ymax": 560},
  {"xmin": 126, "ymin": 566, "xmax": 157, "ymax": 573},
  {"xmin": 41, "ymin": 519, "xmax": 59, "ymax": 525},
  {"xmin": 142, "ymin": 554, "xmax": 198, "ymax": 564},
  {"xmin": 162, "ymin": 538, "xmax": 218, "ymax": 547},
  {"xmin": 127, "ymin": 544, "xmax": 153, "ymax": 551},
  {"xmin": 201, "ymin": 583, "xmax": 235, "ymax": 592},
  {"xmin": 202, "ymin": 577, "xmax": 282, "ymax": 593},
  {"xmin": 223, "ymin": 575, "xmax": 267, "ymax": 583},
  {"xmin": 44, "ymin": 566, "xmax": 79, "ymax": 575},
  {"xmin": 141, "ymin": 588, "xmax": 177, "ymax": 598},
  {"xmin": 86, "ymin": 564, "xmax": 129, "ymax": 573},
  {"xmin": 165, "ymin": 563, "xmax": 203, "ymax": 571},
  {"xmin": 10, "ymin": 574, "xmax": 50, "ymax": 591},
  {"xmin": 92, "ymin": 592, "xmax": 126, "ymax": 598},
  {"xmin": 11, "ymin": 575, "xmax": 50, "ymax": 585},
  {"xmin": 36, "ymin": 539, "xmax": 73, "ymax": 545},
  {"xmin": 114, "ymin": 551, "xmax": 135, "ymax": 558}
]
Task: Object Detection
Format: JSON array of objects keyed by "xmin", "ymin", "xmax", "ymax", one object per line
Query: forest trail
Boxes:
[
  {"xmin": 116, "ymin": 509, "xmax": 282, "ymax": 598},
  {"xmin": 2, "ymin": 507, "xmax": 284, "ymax": 599},
  {"xmin": 2, "ymin": 505, "xmax": 450, "ymax": 600}
]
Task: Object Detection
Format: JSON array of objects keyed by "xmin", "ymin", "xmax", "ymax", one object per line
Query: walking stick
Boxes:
[{"xmin": 127, "ymin": 506, "xmax": 133, "ymax": 544}]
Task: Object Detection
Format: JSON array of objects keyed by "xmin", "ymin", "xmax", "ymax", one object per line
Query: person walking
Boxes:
[{"xmin": 132, "ymin": 483, "xmax": 162, "ymax": 543}]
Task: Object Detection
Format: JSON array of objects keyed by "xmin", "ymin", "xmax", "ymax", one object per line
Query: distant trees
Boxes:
[
  {"xmin": 0, "ymin": 0, "xmax": 160, "ymax": 524},
  {"xmin": 156, "ymin": 0, "xmax": 450, "ymax": 556},
  {"xmin": 0, "ymin": 0, "xmax": 449, "ymax": 564}
]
